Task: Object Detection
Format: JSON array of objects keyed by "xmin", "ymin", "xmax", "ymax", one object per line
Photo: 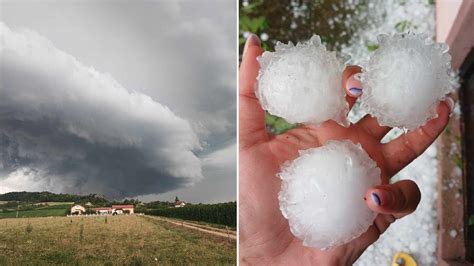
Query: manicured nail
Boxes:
[
  {"xmin": 349, "ymin": 88, "xmax": 362, "ymax": 96},
  {"xmin": 243, "ymin": 33, "xmax": 260, "ymax": 59},
  {"xmin": 346, "ymin": 74, "xmax": 363, "ymax": 97},
  {"xmin": 445, "ymin": 96, "xmax": 454, "ymax": 114},
  {"xmin": 371, "ymin": 192, "xmax": 381, "ymax": 206}
]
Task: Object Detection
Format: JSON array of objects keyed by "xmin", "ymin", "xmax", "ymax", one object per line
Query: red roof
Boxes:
[
  {"xmin": 95, "ymin": 207, "xmax": 112, "ymax": 210},
  {"xmin": 112, "ymin": 205, "xmax": 134, "ymax": 208}
]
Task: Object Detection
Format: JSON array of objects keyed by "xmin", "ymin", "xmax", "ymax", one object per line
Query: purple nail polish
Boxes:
[
  {"xmin": 371, "ymin": 192, "xmax": 381, "ymax": 206},
  {"xmin": 349, "ymin": 87, "xmax": 362, "ymax": 96}
]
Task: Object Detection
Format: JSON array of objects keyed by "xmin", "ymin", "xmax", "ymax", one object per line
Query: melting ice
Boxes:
[
  {"xmin": 360, "ymin": 33, "xmax": 454, "ymax": 130},
  {"xmin": 257, "ymin": 35, "xmax": 349, "ymax": 126},
  {"xmin": 278, "ymin": 140, "xmax": 381, "ymax": 249}
]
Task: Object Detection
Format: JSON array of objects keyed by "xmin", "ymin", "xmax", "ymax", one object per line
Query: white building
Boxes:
[{"xmin": 70, "ymin": 205, "xmax": 86, "ymax": 215}]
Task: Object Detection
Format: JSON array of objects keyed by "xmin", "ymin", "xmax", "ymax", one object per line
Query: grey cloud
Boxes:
[
  {"xmin": 0, "ymin": 0, "xmax": 236, "ymax": 202},
  {"xmin": 0, "ymin": 1, "xmax": 236, "ymax": 141},
  {"xmin": 138, "ymin": 143, "xmax": 236, "ymax": 203},
  {"xmin": 0, "ymin": 22, "xmax": 202, "ymax": 199}
]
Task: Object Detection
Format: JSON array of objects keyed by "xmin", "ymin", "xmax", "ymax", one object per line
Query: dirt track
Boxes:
[{"xmin": 145, "ymin": 215, "xmax": 236, "ymax": 240}]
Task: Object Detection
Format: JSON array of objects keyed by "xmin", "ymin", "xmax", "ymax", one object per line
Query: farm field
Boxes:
[
  {"xmin": 0, "ymin": 203, "xmax": 72, "ymax": 219},
  {"xmin": 0, "ymin": 215, "xmax": 236, "ymax": 265},
  {"xmin": 0, "ymin": 208, "xmax": 67, "ymax": 219}
]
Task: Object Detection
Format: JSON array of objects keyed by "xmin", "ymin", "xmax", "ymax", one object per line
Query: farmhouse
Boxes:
[
  {"xmin": 95, "ymin": 207, "xmax": 112, "ymax": 215},
  {"xmin": 70, "ymin": 205, "xmax": 86, "ymax": 215},
  {"xmin": 94, "ymin": 205, "xmax": 134, "ymax": 215},
  {"xmin": 112, "ymin": 205, "xmax": 134, "ymax": 214},
  {"xmin": 175, "ymin": 200, "xmax": 186, "ymax": 208}
]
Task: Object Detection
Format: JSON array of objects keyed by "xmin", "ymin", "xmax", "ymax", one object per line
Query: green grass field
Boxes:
[
  {"xmin": 0, "ymin": 215, "xmax": 236, "ymax": 265},
  {"xmin": 0, "ymin": 202, "xmax": 72, "ymax": 218},
  {"xmin": 0, "ymin": 208, "xmax": 67, "ymax": 219}
]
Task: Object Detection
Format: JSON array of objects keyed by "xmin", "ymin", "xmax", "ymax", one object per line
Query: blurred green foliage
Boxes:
[{"xmin": 239, "ymin": 2, "xmax": 270, "ymax": 51}]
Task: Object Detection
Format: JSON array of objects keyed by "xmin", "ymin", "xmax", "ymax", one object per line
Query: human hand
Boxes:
[{"xmin": 239, "ymin": 34, "xmax": 452, "ymax": 265}]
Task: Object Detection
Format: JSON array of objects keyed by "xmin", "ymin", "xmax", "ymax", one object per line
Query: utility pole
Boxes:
[{"xmin": 16, "ymin": 204, "xmax": 19, "ymax": 218}]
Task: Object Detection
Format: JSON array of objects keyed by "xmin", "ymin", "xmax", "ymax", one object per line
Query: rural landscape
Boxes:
[{"xmin": 0, "ymin": 192, "xmax": 236, "ymax": 264}]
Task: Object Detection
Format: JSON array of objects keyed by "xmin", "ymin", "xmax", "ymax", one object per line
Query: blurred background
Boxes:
[{"xmin": 239, "ymin": 0, "xmax": 473, "ymax": 264}]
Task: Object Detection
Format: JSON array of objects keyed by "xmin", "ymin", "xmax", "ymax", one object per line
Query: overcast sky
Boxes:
[{"xmin": 0, "ymin": 0, "xmax": 236, "ymax": 203}]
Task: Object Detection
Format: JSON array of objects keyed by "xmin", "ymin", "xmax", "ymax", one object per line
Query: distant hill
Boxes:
[
  {"xmin": 0, "ymin": 191, "xmax": 177, "ymax": 208},
  {"xmin": 0, "ymin": 191, "xmax": 108, "ymax": 205}
]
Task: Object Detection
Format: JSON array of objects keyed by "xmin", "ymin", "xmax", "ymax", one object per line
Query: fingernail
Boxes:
[
  {"xmin": 243, "ymin": 33, "xmax": 260, "ymax": 59},
  {"xmin": 371, "ymin": 192, "xmax": 381, "ymax": 206},
  {"xmin": 445, "ymin": 97, "xmax": 454, "ymax": 114},
  {"xmin": 349, "ymin": 88, "xmax": 362, "ymax": 96},
  {"xmin": 346, "ymin": 74, "xmax": 363, "ymax": 97}
]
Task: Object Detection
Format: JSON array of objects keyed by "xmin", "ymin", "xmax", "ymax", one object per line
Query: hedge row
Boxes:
[{"xmin": 145, "ymin": 202, "xmax": 236, "ymax": 227}]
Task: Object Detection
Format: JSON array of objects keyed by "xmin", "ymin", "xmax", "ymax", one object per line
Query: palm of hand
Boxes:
[
  {"xmin": 240, "ymin": 120, "xmax": 391, "ymax": 264},
  {"xmin": 239, "ymin": 39, "xmax": 450, "ymax": 265}
]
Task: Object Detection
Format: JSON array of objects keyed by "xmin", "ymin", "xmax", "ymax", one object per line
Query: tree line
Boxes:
[{"xmin": 145, "ymin": 202, "xmax": 236, "ymax": 227}]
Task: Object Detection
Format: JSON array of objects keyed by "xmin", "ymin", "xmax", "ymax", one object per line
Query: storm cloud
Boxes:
[{"xmin": 0, "ymin": 22, "xmax": 203, "ymax": 198}]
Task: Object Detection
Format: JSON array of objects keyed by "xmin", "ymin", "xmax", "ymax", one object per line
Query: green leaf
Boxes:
[
  {"xmin": 395, "ymin": 20, "xmax": 413, "ymax": 32},
  {"xmin": 272, "ymin": 118, "xmax": 297, "ymax": 134},
  {"xmin": 265, "ymin": 113, "xmax": 278, "ymax": 125},
  {"xmin": 367, "ymin": 44, "xmax": 379, "ymax": 52},
  {"xmin": 239, "ymin": 16, "xmax": 252, "ymax": 32}
]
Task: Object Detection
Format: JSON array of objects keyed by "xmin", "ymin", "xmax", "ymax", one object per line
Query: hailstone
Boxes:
[
  {"xmin": 360, "ymin": 33, "xmax": 455, "ymax": 130},
  {"xmin": 257, "ymin": 35, "xmax": 349, "ymax": 126},
  {"xmin": 278, "ymin": 140, "xmax": 381, "ymax": 249}
]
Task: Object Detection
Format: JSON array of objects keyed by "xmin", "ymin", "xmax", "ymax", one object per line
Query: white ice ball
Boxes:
[
  {"xmin": 257, "ymin": 35, "xmax": 349, "ymax": 126},
  {"xmin": 278, "ymin": 140, "xmax": 381, "ymax": 249},
  {"xmin": 360, "ymin": 33, "xmax": 455, "ymax": 130}
]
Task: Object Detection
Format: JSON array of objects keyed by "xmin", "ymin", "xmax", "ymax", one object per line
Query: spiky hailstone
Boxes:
[
  {"xmin": 257, "ymin": 35, "xmax": 349, "ymax": 126},
  {"xmin": 360, "ymin": 33, "xmax": 455, "ymax": 130},
  {"xmin": 278, "ymin": 140, "xmax": 381, "ymax": 249}
]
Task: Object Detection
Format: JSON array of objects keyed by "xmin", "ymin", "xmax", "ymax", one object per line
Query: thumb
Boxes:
[
  {"xmin": 365, "ymin": 179, "xmax": 421, "ymax": 218},
  {"xmin": 239, "ymin": 34, "xmax": 269, "ymax": 150}
]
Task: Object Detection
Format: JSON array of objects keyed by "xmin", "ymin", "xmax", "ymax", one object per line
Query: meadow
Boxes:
[
  {"xmin": 0, "ymin": 215, "xmax": 236, "ymax": 265},
  {"xmin": 0, "ymin": 208, "xmax": 67, "ymax": 219},
  {"xmin": 0, "ymin": 203, "xmax": 73, "ymax": 219}
]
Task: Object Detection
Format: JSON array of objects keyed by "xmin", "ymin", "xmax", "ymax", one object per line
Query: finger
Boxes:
[
  {"xmin": 382, "ymin": 98, "xmax": 453, "ymax": 175},
  {"xmin": 240, "ymin": 34, "xmax": 263, "ymax": 97},
  {"xmin": 356, "ymin": 114, "xmax": 392, "ymax": 141},
  {"xmin": 365, "ymin": 179, "xmax": 421, "ymax": 218},
  {"xmin": 342, "ymin": 65, "xmax": 362, "ymax": 110},
  {"xmin": 239, "ymin": 34, "xmax": 269, "ymax": 150}
]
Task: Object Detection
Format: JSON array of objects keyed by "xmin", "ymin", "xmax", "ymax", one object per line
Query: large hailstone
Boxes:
[
  {"xmin": 278, "ymin": 140, "xmax": 381, "ymax": 249},
  {"xmin": 257, "ymin": 35, "xmax": 349, "ymax": 126},
  {"xmin": 360, "ymin": 33, "xmax": 455, "ymax": 130}
]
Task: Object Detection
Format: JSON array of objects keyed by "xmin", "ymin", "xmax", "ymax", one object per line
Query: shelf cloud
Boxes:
[{"xmin": 0, "ymin": 22, "xmax": 203, "ymax": 198}]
